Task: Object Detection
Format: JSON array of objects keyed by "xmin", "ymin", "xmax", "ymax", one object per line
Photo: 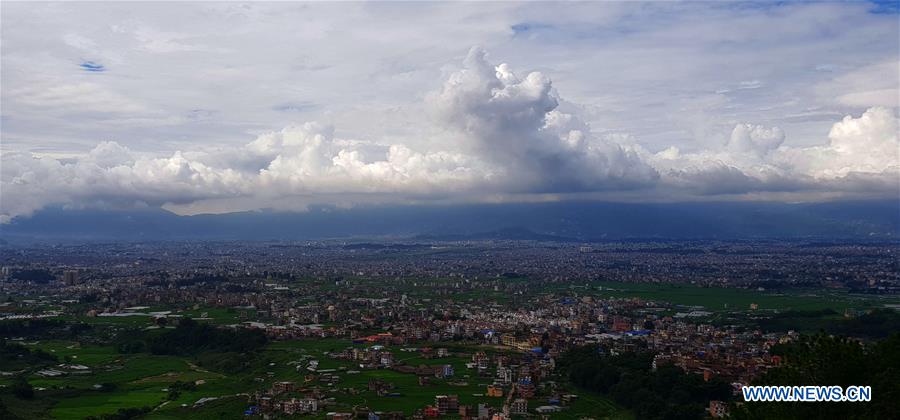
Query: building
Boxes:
[
  {"xmin": 487, "ymin": 385, "xmax": 504, "ymax": 397},
  {"xmin": 709, "ymin": 400, "xmax": 728, "ymax": 418},
  {"xmin": 380, "ymin": 352, "xmax": 395, "ymax": 367},
  {"xmin": 424, "ymin": 406, "xmax": 440, "ymax": 417},
  {"xmin": 271, "ymin": 381, "xmax": 296, "ymax": 394},
  {"xmin": 510, "ymin": 399, "xmax": 528, "ymax": 415},
  {"xmin": 496, "ymin": 366, "xmax": 512, "ymax": 385},
  {"xmin": 517, "ymin": 377, "xmax": 536, "ymax": 399},
  {"xmin": 477, "ymin": 403, "xmax": 491, "ymax": 420},
  {"xmin": 435, "ymin": 395, "xmax": 459, "ymax": 414},
  {"xmin": 535, "ymin": 406, "xmax": 562, "ymax": 414},
  {"xmin": 282, "ymin": 398, "xmax": 318, "ymax": 414},
  {"xmin": 63, "ymin": 270, "xmax": 78, "ymax": 285},
  {"xmin": 612, "ymin": 317, "xmax": 631, "ymax": 332},
  {"xmin": 436, "ymin": 364, "xmax": 454, "ymax": 378}
]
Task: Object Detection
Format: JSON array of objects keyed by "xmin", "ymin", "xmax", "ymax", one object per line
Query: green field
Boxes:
[
  {"xmin": 3, "ymin": 336, "xmax": 628, "ymax": 419},
  {"xmin": 585, "ymin": 281, "xmax": 900, "ymax": 313},
  {"xmin": 70, "ymin": 305, "xmax": 257, "ymax": 329}
]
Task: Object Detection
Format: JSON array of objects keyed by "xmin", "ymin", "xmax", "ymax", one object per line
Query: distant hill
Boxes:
[{"xmin": 1, "ymin": 200, "xmax": 898, "ymax": 242}]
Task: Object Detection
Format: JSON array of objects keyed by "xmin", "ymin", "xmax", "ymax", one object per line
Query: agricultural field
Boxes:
[
  {"xmin": 69, "ymin": 305, "xmax": 257, "ymax": 328},
  {"xmin": 2, "ymin": 335, "xmax": 628, "ymax": 419},
  {"xmin": 584, "ymin": 281, "xmax": 900, "ymax": 313}
]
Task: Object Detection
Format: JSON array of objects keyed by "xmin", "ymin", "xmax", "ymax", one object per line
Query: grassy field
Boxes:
[
  {"xmin": 555, "ymin": 389, "xmax": 632, "ymax": 420},
  {"xmin": 3, "ymin": 339, "xmax": 240, "ymax": 419},
  {"xmin": 70, "ymin": 305, "xmax": 256, "ymax": 328},
  {"xmin": 585, "ymin": 281, "xmax": 900, "ymax": 313},
  {"xmin": 27, "ymin": 340, "xmax": 121, "ymax": 366}
]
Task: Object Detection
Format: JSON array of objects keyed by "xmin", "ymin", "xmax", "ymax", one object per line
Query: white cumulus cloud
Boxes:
[
  {"xmin": 429, "ymin": 47, "xmax": 658, "ymax": 192},
  {"xmin": 1, "ymin": 49, "xmax": 898, "ymax": 222}
]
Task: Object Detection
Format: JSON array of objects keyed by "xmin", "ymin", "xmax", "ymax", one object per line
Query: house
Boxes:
[
  {"xmin": 535, "ymin": 406, "xmax": 562, "ymax": 414},
  {"xmin": 709, "ymin": 400, "xmax": 728, "ymax": 418},
  {"xmin": 271, "ymin": 381, "xmax": 296, "ymax": 394},
  {"xmin": 436, "ymin": 364, "xmax": 454, "ymax": 378},
  {"xmin": 423, "ymin": 406, "xmax": 440, "ymax": 417},
  {"xmin": 510, "ymin": 399, "xmax": 528, "ymax": 415},
  {"xmin": 435, "ymin": 395, "xmax": 459, "ymax": 414}
]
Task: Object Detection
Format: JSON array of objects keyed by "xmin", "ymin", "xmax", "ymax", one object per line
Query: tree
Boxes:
[
  {"xmin": 11, "ymin": 377, "xmax": 34, "ymax": 399},
  {"xmin": 559, "ymin": 345, "xmax": 731, "ymax": 420},
  {"xmin": 734, "ymin": 333, "xmax": 900, "ymax": 419}
]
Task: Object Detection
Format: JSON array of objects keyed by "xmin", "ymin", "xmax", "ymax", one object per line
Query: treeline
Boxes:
[
  {"xmin": 0, "ymin": 319, "xmax": 91, "ymax": 339},
  {"xmin": 118, "ymin": 318, "xmax": 266, "ymax": 356},
  {"xmin": 8, "ymin": 269, "xmax": 54, "ymax": 283},
  {"xmin": 559, "ymin": 346, "xmax": 732, "ymax": 420},
  {"xmin": 758, "ymin": 309, "xmax": 900, "ymax": 338},
  {"xmin": 0, "ymin": 319, "xmax": 65, "ymax": 336},
  {"xmin": 733, "ymin": 333, "xmax": 900, "ymax": 419},
  {"xmin": 0, "ymin": 340, "xmax": 57, "ymax": 370},
  {"xmin": 833, "ymin": 310, "xmax": 900, "ymax": 338},
  {"xmin": 144, "ymin": 274, "xmax": 229, "ymax": 287},
  {"xmin": 85, "ymin": 406, "xmax": 151, "ymax": 420}
]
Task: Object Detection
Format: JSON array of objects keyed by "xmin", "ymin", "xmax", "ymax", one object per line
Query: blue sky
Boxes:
[{"xmin": 0, "ymin": 1, "xmax": 897, "ymax": 221}]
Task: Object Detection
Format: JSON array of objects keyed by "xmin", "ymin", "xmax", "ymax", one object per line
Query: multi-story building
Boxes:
[{"xmin": 510, "ymin": 399, "xmax": 528, "ymax": 415}]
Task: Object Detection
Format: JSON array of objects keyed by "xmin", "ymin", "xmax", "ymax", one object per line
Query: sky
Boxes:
[{"xmin": 1, "ymin": 1, "xmax": 898, "ymax": 222}]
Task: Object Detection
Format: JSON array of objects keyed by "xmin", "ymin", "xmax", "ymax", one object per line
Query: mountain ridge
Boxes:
[{"xmin": 1, "ymin": 200, "xmax": 897, "ymax": 242}]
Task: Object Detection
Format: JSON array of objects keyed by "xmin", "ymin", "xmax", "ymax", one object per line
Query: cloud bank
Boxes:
[
  {"xmin": 2, "ymin": 48, "xmax": 898, "ymax": 222},
  {"xmin": 645, "ymin": 106, "xmax": 899, "ymax": 195}
]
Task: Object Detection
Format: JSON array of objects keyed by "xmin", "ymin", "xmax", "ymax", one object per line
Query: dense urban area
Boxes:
[{"xmin": 1, "ymin": 240, "xmax": 898, "ymax": 419}]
